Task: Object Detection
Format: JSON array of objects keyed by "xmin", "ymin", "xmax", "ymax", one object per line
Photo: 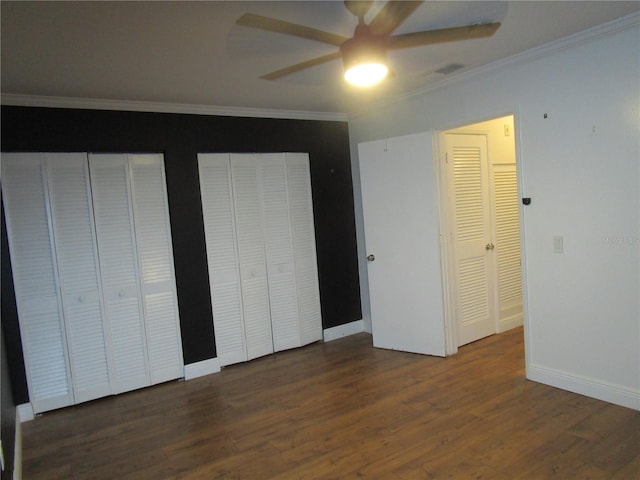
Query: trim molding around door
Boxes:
[{"xmin": 433, "ymin": 133, "xmax": 459, "ymax": 356}]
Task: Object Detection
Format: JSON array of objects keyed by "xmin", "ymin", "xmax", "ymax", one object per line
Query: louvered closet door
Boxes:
[
  {"xmin": 259, "ymin": 154, "xmax": 300, "ymax": 352},
  {"xmin": 198, "ymin": 154, "xmax": 247, "ymax": 366},
  {"xmin": 492, "ymin": 164, "xmax": 523, "ymax": 327},
  {"xmin": 230, "ymin": 155, "xmax": 273, "ymax": 361},
  {"xmin": 285, "ymin": 153, "xmax": 322, "ymax": 345},
  {"xmin": 45, "ymin": 154, "xmax": 112, "ymax": 404},
  {"xmin": 89, "ymin": 154, "xmax": 150, "ymax": 393},
  {"xmin": 129, "ymin": 154, "xmax": 183, "ymax": 384},
  {"xmin": 1, "ymin": 154, "xmax": 74, "ymax": 413},
  {"xmin": 445, "ymin": 134, "xmax": 496, "ymax": 346}
]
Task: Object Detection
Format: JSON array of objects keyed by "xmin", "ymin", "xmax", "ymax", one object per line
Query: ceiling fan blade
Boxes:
[
  {"xmin": 387, "ymin": 22, "xmax": 501, "ymax": 50},
  {"xmin": 368, "ymin": 1, "xmax": 424, "ymax": 36},
  {"xmin": 237, "ymin": 13, "xmax": 348, "ymax": 46},
  {"xmin": 260, "ymin": 51, "xmax": 343, "ymax": 80}
]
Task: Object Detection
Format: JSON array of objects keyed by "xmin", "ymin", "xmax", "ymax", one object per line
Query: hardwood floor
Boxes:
[{"xmin": 22, "ymin": 327, "xmax": 639, "ymax": 479}]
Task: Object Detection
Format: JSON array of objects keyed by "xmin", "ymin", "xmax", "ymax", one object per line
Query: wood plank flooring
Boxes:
[{"xmin": 22, "ymin": 328, "xmax": 640, "ymax": 479}]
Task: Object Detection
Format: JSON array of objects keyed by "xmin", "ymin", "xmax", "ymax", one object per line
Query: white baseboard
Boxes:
[
  {"xmin": 528, "ymin": 364, "xmax": 640, "ymax": 411},
  {"xmin": 184, "ymin": 358, "xmax": 220, "ymax": 380},
  {"xmin": 497, "ymin": 313, "xmax": 523, "ymax": 333},
  {"xmin": 323, "ymin": 320, "xmax": 365, "ymax": 342},
  {"xmin": 16, "ymin": 404, "xmax": 34, "ymax": 424}
]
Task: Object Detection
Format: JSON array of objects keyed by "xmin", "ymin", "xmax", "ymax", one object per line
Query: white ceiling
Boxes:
[{"xmin": 2, "ymin": 1, "xmax": 638, "ymax": 116}]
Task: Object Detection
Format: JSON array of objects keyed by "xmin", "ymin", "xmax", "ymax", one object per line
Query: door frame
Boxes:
[{"xmin": 433, "ymin": 111, "xmax": 529, "ymax": 357}]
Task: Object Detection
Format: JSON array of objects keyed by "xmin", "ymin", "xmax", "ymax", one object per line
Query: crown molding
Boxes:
[
  {"xmin": 349, "ymin": 11, "xmax": 640, "ymax": 119},
  {"xmin": 0, "ymin": 94, "xmax": 349, "ymax": 123}
]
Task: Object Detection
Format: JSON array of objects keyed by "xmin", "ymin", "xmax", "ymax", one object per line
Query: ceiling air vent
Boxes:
[{"xmin": 434, "ymin": 63, "xmax": 465, "ymax": 75}]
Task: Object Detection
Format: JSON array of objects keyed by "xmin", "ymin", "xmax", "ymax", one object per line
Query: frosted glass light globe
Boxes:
[{"xmin": 344, "ymin": 62, "xmax": 388, "ymax": 87}]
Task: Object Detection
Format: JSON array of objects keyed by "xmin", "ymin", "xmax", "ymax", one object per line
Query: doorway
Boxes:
[{"xmin": 438, "ymin": 115, "xmax": 523, "ymax": 353}]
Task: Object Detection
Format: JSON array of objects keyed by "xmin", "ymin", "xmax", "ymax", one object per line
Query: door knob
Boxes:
[
  {"xmin": 367, "ymin": 254, "xmax": 375, "ymax": 262},
  {"xmin": 485, "ymin": 243, "xmax": 495, "ymax": 251}
]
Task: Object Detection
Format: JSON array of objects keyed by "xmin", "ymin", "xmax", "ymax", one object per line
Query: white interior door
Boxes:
[
  {"xmin": 89, "ymin": 154, "xmax": 150, "ymax": 394},
  {"xmin": 492, "ymin": 163, "xmax": 523, "ymax": 331},
  {"xmin": 285, "ymin": 153, "xmax": 322, "ymax": 346},
  {"xmin": 2, "ymin": 153, "xmax": 74, "ymax": 413},
  {"xmin": 199, "ymin": 153, "xmax": 322, "ymax": 366},
  {"xmin": 129, "ymin": 154, "xmax": 184, "ymax": 384},
  {"xmin": 198, "ymin": 154, "xmax": 247, "ymax": 366},
  {"xmin": 443, "ymin": 133, "xmax": 495, "ymax": 346},
  {"xmin": 259, "ymin": 154, "xmax": 300, "ymax": 352},
  {"xmin": 46, "ymin": 153, "xmax": 112, "ymax": 404},
  {"xmin": 230, "ymin": 155, "xmax": 274, "ymax": 361},
  {"xmin": 358, "ymin": 132, "xmax": 446, "ymax": 356}
]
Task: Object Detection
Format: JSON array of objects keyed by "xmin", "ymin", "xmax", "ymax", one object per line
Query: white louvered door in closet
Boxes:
[
  {"xmin": 197, "ymin": 154, "xmax": 246, "ymax": 366},
  {"xmin": 2, "ymin": 152, "xmax": 183, "ymax": 413},
  {"xmin": 491, "ymin": 164, "xmax": 523, "ymax": 329},
  {"xmin": 198, "ymin": 153, "xmax": 322, "ymax": 367},
  {"xmin": 128, "ymin": 155, "xmax": 183, "ymax": 384},
  {"xmin": 2, "ymin": 154, "xmax": 74, "ymax": 413},
  {"xmin": 89, "ymin": 154, "xmax": 150, "ymax": 394},
  {"xmin": 258, "ymin": 154, "xmax": 300, "ymax": 352},
  {"xmin": 230, "ymin": 155, "xmax": 274, "ymax": 361},
  {"xmin": 445, "ymin": 134, "xmax": 495, "ymax": 346},
  {"xmin": 285, "ymin": 154, "xmax": 323, "ymax": 345},
  {"xmin": 46, "ymin": 154, "xmax": 112, "ymax": 404},
  {"xmin": 90, "ymin": 154, "xmax": 183, "ymax": 387}
]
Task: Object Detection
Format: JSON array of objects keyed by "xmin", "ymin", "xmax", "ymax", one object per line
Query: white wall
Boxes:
[
  {"xmin": 348, "ymin": 15, "xmax": 640, "ymax": 410},
  {"xmin": 448, "ymin": 116, "xmax": 516, "ymax": 166}
]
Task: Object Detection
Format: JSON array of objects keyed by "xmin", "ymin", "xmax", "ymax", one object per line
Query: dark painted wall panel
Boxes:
[
  {"xmin": 1, "ymin": 200, "xmax": 18, "ymax": 476},
  {"xmin": 1, "ymin": 199, "xmax": 27, "ymax": 405},
  {"xmin": 1, "ymin": 106, "xmax": 362, "ymax": 405},
  {"xmin": 1, "ymin": 324, "xmax": 16, "ymax": 480}
]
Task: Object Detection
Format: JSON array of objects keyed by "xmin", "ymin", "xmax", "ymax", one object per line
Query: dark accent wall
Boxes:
[
  {"xmin": 1, "ymin": 321, "xmax": 17, "ymax": 480},
  {"xmin": 1, "ymin": 105, "xmax": 362, "ymax": 405}
]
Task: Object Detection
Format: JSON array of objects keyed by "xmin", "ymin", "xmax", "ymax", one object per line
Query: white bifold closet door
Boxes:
[
  {"xmin": 197, "ymin": 155, "xmax": 246, "ymax": 366},
  {"xmin": 198, "ymin": 153, "xmax": 322, "ymax": 367},
  {"xmin": 285, "ymin": 154, "xmax": 323, "ymax": 345},
  {"xmin": 2, "ymin": 152, "xmax": 183, "ymax": 413},
  {"xmin": 2, "ymin": 154, "xmax": 75, "ymax": 413},
  {"xmin": 127, "ymin": 155, "xmax": 184, "ymax": 384},
  {"xmin": 89, "ymin": 154, "xmax": 149, "ymax": 394},
  {"xmin": 46, "ymin": 154, "xmax": 112, "ymax": 404},
  {"xmin": 230, "ymin": 154, "xmax": 275, "ymax": 360}
]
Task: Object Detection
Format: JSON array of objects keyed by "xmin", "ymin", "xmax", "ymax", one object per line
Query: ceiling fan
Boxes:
[{"xmin": 236, "ymin": 1, "xmax": 501, "ymax": 87}]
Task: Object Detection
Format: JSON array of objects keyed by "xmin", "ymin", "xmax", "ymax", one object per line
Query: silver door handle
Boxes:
[
  {"xmin": 367, "ymin": 254, "xmax": 375, "ymax": 262},
  {"xmin": 485, "ymin": 243, "xmax": 495, "ymax": 251}
]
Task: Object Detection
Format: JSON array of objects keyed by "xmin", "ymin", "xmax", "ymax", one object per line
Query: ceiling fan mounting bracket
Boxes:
[{"xmin": 344, "ymin": 1, "xmax": 374, "ymax": 22}]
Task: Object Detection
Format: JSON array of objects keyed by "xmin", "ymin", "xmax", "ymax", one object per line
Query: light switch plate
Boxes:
[{"xmin": 553, "ymin": 235, "xmax": 564, "ymax": 254}]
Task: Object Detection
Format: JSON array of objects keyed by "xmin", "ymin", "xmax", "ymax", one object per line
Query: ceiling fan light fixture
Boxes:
[
  {"xmin": 341, "ymin": 36, "xmax": 388, "ymax": 88},
  {"xmin": 344, "ymin": 62, "xmax": 388, "ymax": 87},
  {"xmin": 238, "ymin": 2, "xmax": 502, "ymax": 85}
]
